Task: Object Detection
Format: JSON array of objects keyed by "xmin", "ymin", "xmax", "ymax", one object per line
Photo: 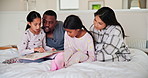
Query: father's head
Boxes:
[{"xmin": 42, "ymin": 10, "xmax": 57, "ymax": 33}]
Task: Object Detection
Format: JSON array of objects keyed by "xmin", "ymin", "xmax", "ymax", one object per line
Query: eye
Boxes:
[
  {"xmin": 43, "ymin": 19, "xmax": 47, "ymax": 23},
  {"xmin": 67, "ymin": 31, "xmax": 73, "ymax": 34},
  {"xmin": 39, "ymin": 23, "xmax": 41, "ymax": 26},
  {"xmin": 98, "ymin": 22, "xmax": 101, "ymax": 25},
  {"xmin": 34, "ymin": 23, "xmax": 37, "ymax": 26},
  {"xmin": 94, "ymin": 19, "xmax": 96, "ymax": 22},
  {"xmin": 68, "ymin": 31, "xmax": 71, "ymax": 33},
  {"xmin": 48, "ymin": 21, "xmax": 54, "ymax": 24}
]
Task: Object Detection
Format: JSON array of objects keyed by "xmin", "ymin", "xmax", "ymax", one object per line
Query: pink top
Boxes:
[
  {"xmin": 64, "ymin": 31, "xmax": 95, "ymax": 62},
  {"xmin": 18, "ymin": 29, "xmax": 52, "ymax": 55}
]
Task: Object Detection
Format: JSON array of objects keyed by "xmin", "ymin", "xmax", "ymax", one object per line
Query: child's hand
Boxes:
[
  {"xmin": 34, "ymin": 47, "xmax": 46, "ymax": 53},
  {"xmin": 52, "ymin": 48, "xmax": 56, "ymax": 51}
]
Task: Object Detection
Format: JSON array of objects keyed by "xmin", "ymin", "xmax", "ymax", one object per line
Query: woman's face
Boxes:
[
  {"xmin": 93, "ymin": 15, "xmax": 106, "ymax": 30},
  {"xmin": 65, "ymin": 29, "xmax": 79, "ymax": 38},
  {"xmin": 28, "ymin": 18, "xmax": 41, "ymax": 34}
]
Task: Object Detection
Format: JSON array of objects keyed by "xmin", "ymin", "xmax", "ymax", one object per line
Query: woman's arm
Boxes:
[{"xmin": 97, "ymin": 27, "xmax": 123, "ymax": 55}]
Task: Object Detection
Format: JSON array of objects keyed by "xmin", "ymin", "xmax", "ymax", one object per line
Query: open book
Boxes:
[{"xmin": 19, "ymin": 50, "xmax": 63, "ymax": 60}]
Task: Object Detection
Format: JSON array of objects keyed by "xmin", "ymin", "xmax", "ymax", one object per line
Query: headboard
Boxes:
[{"xmin": 0, "ymin": 10, "xmax": 148, "ymax": 49}]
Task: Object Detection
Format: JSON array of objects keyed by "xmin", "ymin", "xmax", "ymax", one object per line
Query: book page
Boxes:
[{"xmin": 19, "ymin": 50, "xmax": 63, "ymax": 60}]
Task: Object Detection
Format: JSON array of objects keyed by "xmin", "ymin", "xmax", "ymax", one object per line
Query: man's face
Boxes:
[{"xmin": 42, "ymin": 15, "xmax": 57, "ymax": 33}]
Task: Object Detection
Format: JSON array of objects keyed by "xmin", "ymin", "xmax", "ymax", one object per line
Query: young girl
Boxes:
[
  {"xmin": 50, "ymin": 15, "xmax": 95, "ymax": 71},
  {"xmin": 18, "ymin": 11, "xmax": 54, "ymax": 63},
  {"xmin": 90, "ymin": 7, "xmax": 131, "ymax": 62}
]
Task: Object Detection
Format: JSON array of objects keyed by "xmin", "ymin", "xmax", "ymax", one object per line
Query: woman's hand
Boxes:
[{"xmin": 34, "ymin": 47, "xmax": 46, "ymax": 53}]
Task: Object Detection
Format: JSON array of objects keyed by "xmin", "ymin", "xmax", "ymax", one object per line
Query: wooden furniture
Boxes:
[
  {"xmin": 141, "ymin": 48, "xmax": 148, "ymax": 55},
  {"xmin": 0, "ymin": 45, "xmax": 17, "ymax": 50}
]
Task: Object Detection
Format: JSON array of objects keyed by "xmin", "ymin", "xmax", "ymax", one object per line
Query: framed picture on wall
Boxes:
[
  {"xmin": 88, "ymin": 1, "xmax": 104, "ymax": 10},
  {"xmin": 59, "ymin": 0, "xmax": 79, "ymax": 10}
]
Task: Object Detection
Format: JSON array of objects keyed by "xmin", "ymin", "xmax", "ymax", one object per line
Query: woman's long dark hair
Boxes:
[
  {"xmin": 63, "ymin": 15, "xmax": 95, "ymax": 44},
  {"xmin": 94, "ymin": 7, "xmax": 126, "ymax": 39},
  {"xmin": 25, "ymin": 11, "xmax": 41, "ymax": 30}
]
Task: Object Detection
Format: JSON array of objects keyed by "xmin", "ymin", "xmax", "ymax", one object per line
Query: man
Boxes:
[{"xmin": 42, "ymin": 10, "xmax": 65, "ymax": 50}]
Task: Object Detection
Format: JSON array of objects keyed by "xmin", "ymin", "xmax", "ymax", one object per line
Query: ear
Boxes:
[
  {"xmin": 27, "ymin": 22, "xmax": 31, "ymax": 26},
  {"xmin": 55, "ymin": 20, "xmax": 57, "ymax": 24}
]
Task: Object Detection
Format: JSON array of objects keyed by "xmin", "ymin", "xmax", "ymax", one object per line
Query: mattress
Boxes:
[{"xmin": 0, "ymin": 48, "xmax": 148, "ymax": 78}]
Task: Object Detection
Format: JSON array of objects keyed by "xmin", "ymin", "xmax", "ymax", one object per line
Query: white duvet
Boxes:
[{"xmin": 0, "ymin": 48, "xmax": 148, "ymax": 78}]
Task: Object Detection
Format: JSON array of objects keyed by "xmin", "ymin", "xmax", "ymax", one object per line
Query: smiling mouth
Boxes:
[
  {"xmin": 69, "ymin": 35, "xmax": 74, "ymax": 38},
  {"xmin": 36, "ymin": 29, "xmax": 40, "ymax": 31},
  {"xmin": 42, "ymin": 27, "xmax": 49, "ymax": 32},
  {"xmin": 45, "ymin": 27, "xmax": 49, "ymax": 30}
]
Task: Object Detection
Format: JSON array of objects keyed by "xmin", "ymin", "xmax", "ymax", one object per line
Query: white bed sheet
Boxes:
[
  {"xmin": 0, "ymin": 48, "xmax": 148, "ymax": 78},
  {"xmin": 0, "ymin": 48, "xmax": 19, "ymax": 63}
]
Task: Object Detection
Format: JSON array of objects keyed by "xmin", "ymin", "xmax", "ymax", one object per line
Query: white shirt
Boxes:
[{"xmin": 18, "ymin": 29, "xmax": 52, "ymax": 55}]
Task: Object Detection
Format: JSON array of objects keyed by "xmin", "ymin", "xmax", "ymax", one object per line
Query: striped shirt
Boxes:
[{"xmin": 90, "ymin": 25, "xmax": 131, "ymax": 62}]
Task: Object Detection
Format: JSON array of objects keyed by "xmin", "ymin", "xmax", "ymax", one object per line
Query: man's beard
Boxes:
[{"xmin": 42, "ymin": 26, "xmax": 54, "ymax": 34}]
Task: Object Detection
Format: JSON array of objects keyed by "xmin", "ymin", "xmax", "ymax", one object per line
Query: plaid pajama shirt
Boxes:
[{"xmin": 90, "ymin": 25, "xmax": 131, "ymax": 62}]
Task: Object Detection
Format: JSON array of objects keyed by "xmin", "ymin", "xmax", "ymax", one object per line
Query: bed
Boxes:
[{"xmin": 0, "ymin": 48, "xmax": 148, "ymax": 78}]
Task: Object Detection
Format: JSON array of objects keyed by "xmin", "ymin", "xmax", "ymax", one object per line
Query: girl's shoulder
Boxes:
[
  {"xmin": 40, "ymin": 29, "xmax": 45, "ymax": 34},
  {"xmin": 23, "ymin": 29, "xmax": 30, "ymax": 35},
  {"xmin": 21, "ymin": 29, "xmax": 31, "ymax": 39},
  {"xmin": 37, "ymin": 29, "xmax": 46, "ymax": 37},
  {"xmin": 82, "ymin": 32, "xmax": 92, "ymax": 39}
]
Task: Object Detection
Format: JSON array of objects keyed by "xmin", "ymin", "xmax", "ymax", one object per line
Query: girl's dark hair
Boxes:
[
  {"xmin": 94, "ymin": 7, "xmax": 126, "ymax": 39},
  {"xmin": 63, "ymin": 15, "xmax": 83, "ymax": 29},
  {"xmin": 63, "ymin": 15, "xmax": 95, "ymax": 44},
  {"xmin": 43, "ymin": 10, "xmax": 57, "ymax": 19},
  {"xmin": 26, "ymin": 11, "xmax": 41, "ymax": 30}
]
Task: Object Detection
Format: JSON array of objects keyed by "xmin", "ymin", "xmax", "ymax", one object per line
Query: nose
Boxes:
[
  {"xmin": 37, "ymin": 25, "xmax": 40, "ymax": 29},
  {"xmin": 45, "ymin": 22, "xmax": 49, "ymax": 26},
  {"xmin": 67, "ymin": 33, "xmax": 72, "ymax": 37}
]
